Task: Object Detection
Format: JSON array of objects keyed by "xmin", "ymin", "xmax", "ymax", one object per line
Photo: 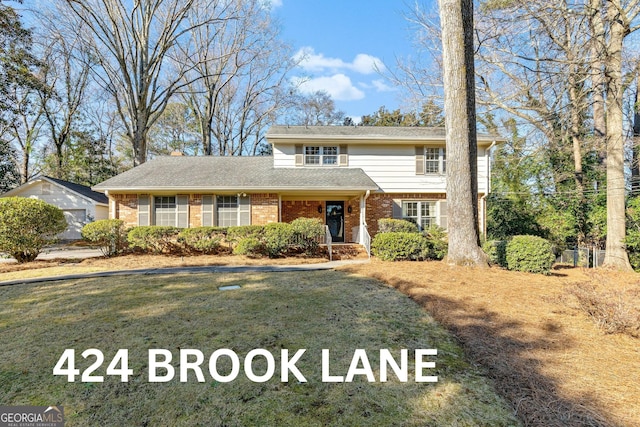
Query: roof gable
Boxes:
[{"xmin": 2, "ymin": 176, "xmax": 109, "ymax": 204}]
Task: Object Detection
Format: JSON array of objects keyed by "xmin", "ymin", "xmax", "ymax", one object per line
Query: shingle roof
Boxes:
[
  {"xmin": 44, "ymin": 176, "xmax": 109, "ymax": 204},
  {"xmin": 266, "ymin": 125, "xmax": 502, "ymax": 142},
  {"xmin": 93, "ymin": 156, "xmax": 379, "ymax": 192}
]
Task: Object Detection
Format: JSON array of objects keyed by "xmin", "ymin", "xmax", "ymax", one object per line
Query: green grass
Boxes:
[{"xmin": 0, "ymin": 271, "xmax": 520, "ymax": 426}]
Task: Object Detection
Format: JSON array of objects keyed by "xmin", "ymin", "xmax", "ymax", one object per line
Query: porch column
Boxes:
[{"xmin": 359, "ymin": 190, "xmax": 370, "ymax": 245}]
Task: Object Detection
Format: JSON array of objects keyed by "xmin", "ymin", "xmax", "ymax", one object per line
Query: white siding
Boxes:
[
  {"xmin": 273, "ymin": 143, "xmax": 489, "ymax": 193},
  {"xmin": 273, "ymin": 145, "xmax": 296, "ymax": 167},
  {"xmin": 5, "ymin": 180, "xmax": 106, "ymax": 239}
]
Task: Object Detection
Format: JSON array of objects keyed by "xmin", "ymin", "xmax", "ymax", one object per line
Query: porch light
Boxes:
[
  {"xmin": 347, "ymin": 205, "xmax": 352, "ymax": 214},
  {"xmin": 318, "ymin": 204, "xmax": 323, "ymax": 213}
]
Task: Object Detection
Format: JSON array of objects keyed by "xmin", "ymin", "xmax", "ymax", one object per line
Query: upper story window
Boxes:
[
  {"xmin": 425, "ymin": 147, "xmax": 446, "ymax": 174},
  {"xmin": 305, "ymin": 146, "xmax": 338, "ymax": 166}
]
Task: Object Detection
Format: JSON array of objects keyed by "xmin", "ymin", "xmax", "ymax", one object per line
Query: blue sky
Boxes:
[{"xmin": 272, "ymin": 1, "xmax": 433, "ymax": 120}]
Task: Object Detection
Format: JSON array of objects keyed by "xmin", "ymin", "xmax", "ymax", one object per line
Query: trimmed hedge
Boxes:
[
  {"xmin": 290, "ymin": 217, "xmax": 324, "ymax": 255},
  {"xmin": 506, "ymin": 235, "xmax": 555, "ymax": 274},
  {"xmin": 227, "ymin": 225, "xmax": 264, "ymax": 242},
  {"xmin": 264, "ymin": 222, "xmax": 295, "ymax": 257},
  {"xmin": 378, "ymin": 218, "xmax": 419, "ymax": 233},
  {"xmin": 0, "ymin": 197, "xmax": 67, "ymax": 262},
  {"xmin": 233, "ymin": 237, "xmax": 266, "ymax": 257},
  {"xmin": 371, "ymin": 232, "xmax": 432, "ymax": 261},
  {"xmin": 178, "ymin": 227, "xmax": 226, "ymax": 254},
  {"xmin": 81, "ymin": 219, "xmax": 128, "ymax": 256},
  {"xmin": 482, "ymin": 240, "xmax": 507, "ymax": 268},
  {"xmin": 423, "ymin": 225, "xmax": 448, "ymax": 260},
  {"xmin": 127, "ymin": 226, "xmax": 180, "ymax": 254}
]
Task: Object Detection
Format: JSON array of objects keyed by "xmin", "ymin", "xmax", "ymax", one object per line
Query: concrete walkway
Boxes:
[
  {"xmin": 0, "ymin": 245, "xmax": 104, "ymax": 263},
  {"xmin": 0, "ymin": 259, "xmax": 370, "ymax": 287}
]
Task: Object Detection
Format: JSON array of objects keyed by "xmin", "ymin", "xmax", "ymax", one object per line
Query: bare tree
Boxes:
[
  {"xmin": 58, "ymin": 0, "xmax": 228, "ymax": 165},
  {"xmin": 589, "ymin": 0, "xmax": 640, "ymax": 270},
  {"xmin": 179, "ymin": 0, "xmax": 295, "ymax": 156},
  {"xmin": 286, "ymin": 90, "xmax": 345, "ymax": 126},
  {"xmin": 439, "ymin": 0, "xmax": 488, "ymax": 266},
  {"xmin": 36, "ymin": 30, "xmax": 92, "ymax": 178}
]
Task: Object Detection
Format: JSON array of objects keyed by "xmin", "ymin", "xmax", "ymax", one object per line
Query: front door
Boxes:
[{"xmin": 325, "ymin": 201, "xmax": 344, "ymax": 242}]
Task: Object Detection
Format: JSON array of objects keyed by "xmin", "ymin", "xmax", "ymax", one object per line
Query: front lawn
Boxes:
[{"xmin": 0, "ymin": 271, "xmax": 519, "ymax": 426}]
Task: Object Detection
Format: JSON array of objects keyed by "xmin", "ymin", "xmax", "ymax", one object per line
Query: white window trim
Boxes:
[
  {"xmin": 153, "ymin": 195, "xmax": 178, "ymax": 226},
  {"xmin": 425, "ymin": 147, "xmax": 446, "ymax": 174},
  {"xmin": 401, "ymin": 200, "xmax": 447, "ymax": 230},
  {"xmin": 304, "ymin": 145, "xmax": 339, "ymax": 166}
]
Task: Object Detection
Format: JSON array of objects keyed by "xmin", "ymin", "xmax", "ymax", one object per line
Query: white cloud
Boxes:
[
  {"xmin": 294, "ymin": 47, "xmax": 386, "ymax": 75},
  {"xmin": 293, "ymin": 74, "xmax": 365, "ymax": 101},
  {"xmin": 372, "ymin": 79, "xmax": 397, "ymax": 92},
  {"xmin": 352, "ymin": 54, "xmax": 385, "ymax": 74}
]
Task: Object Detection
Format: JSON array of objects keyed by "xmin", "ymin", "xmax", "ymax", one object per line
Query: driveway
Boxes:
[{"xmin": 0, "ymin": 245, "xmax": 104, "ymax": 263}]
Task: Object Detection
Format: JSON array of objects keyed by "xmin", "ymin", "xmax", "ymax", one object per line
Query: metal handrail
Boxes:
[
  {"xmin": 325, "ymin": 225, "xmax": 332, "ymax": 261},
  {"xmin": 362, "ymin": 224, "xmax": 371, "ymax": 258}
]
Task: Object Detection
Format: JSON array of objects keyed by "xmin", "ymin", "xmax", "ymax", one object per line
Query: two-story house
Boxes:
[{"xmin": 93, "ymin": 126, "xmax": 499, "ymax": 246}]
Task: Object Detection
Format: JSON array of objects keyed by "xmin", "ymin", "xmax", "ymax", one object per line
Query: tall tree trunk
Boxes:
[
  {"xmin": 589, "ymin": 3, "xmax": 607, "ymax": 193},
  {"xmin": 439, "ymin": 0, "xmax": 488, "ymax": 266},
  {"xmin": 632, "ymin": 79, "xmax": 640, "ymax": 193},
  {"xmin": 568, "ymin": 55, "xmax": 586, "ymax": 244},
  {"xmin": 603, "ymin": 1, "xmax": 632, "ymax": 270}
]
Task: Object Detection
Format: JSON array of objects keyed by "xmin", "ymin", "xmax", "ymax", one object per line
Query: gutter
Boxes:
[{"xmin": 480, "ymin": 140, "xmax": 497, "ymax": 239}]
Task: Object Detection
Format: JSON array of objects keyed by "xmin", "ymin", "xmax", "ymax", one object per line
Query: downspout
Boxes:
[
  {"xmin": 360, "ymin": 190, "xmax": 370, "ymax": 245},
  {"xmin": 480, "ymin": 140, "xmax": 497, "ymax": 239}
]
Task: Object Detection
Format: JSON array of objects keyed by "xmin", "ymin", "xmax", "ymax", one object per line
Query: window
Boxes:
[
  {"xmin": 217, "ymin": 195, "xmax": 239, "ymax": 227},
  {"xmin": 305, "ymin": 146, "xmax": 338, "ymax": 165},
  {"xmin": 425, "ymin": 147, "xmax": 446, "ymax": 174},
  {"xmin": 154, "ymin": 196, "xmax": 176, "ymax": 226},
  {"xmin": 401, "ymin": 200, "xmax": 445, "ymax": 230},
  {"xmin": 402, "ymin": 201, "xmax": 437, "ymax": 230}
]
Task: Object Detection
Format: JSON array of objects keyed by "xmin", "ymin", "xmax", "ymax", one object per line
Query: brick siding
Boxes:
[
  {"xmin": 111, "ymin": 194, "xmax": 138, "ymax": 227},
  {"xmin": 251, "ymin": 193, "xmax": 279, "ymax": 225},
  {"xmin": 189, "ymin": 194, "xmax": 202, "ymax": 227}
]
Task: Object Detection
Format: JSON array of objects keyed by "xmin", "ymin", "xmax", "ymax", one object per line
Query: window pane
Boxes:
[
  {"xmin": 402, "ymin": 201, "xmax": 418, "ymax": 218},
  {"xmin": 425, "ymin": 147, "xmax": 444, "ymax": 174},
  {"xmin": 154, "ymin": 196, "xmax": 176, "ymax": 226},
  {"xmin": 442, "ymin": 149, "xmax": 446, "ymax": 173},
  {"xmin": 216, "ymin": 195, "xmax": 239, "ymax": 227}
]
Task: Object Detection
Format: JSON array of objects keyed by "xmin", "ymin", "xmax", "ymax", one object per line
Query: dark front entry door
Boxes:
[{"xmin": 326, "ymin": 201, "xmax": 344, "ymax": 242}]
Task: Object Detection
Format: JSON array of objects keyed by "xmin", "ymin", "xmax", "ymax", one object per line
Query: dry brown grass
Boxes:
[
  {"xmin": 340, "ymin": 260, "xmax": 640, "ymax": 427},
  {"xmin": 0, "ymin": 271, "xmax": 519, "ymax": 426}
]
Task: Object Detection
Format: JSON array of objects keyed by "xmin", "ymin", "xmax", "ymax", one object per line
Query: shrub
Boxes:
[
  {"xmin": 178, "ymin": 227, "xmax": 226, "ymax": 254},
  {"xmin": 505, "ymin": 235, "xmax": 555, "ymax": 274},
  {"xmin": 0, "ymin": 197, "xmax": 67, "ymax": 263},
  {"xmin": 290, "ymin": 217, "xmax": 325, "ymax": 255},
  {"xmin": 378, "ymin": 218, "xmax": 419, "ymax": 233},
  {"xmin": 371, "ymin": 232, "xmax": 431, "ymax": 261},
  {"xmin": 127, "ymin": 226, "xmax": 180, "ymax": 254},
  {"xmin": 423, "ymin": 225, "xmax": 448, "ymax": 260},
  {"xmin": 233, "ymin": 237, "xmax": 266, "ymax": 257},
  {"xmin": 81, "ymin": 219, "xmax": 128, "ymax": 256},
  {"xmin": 263, "ymin": 222, "xmax": 294, "ymax": 258},
  {"xmin": 482, "ymin": 240, "xmax": 507, "ymax": 268},
  {"xmin": 226, "ymin": 225, "xmax": 264, "ymax": 243}
]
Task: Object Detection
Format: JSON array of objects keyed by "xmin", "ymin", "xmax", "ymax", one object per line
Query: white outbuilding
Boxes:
[{"xmin": 1, "ymin": 176, "xmax": 109, "ymax": 240}]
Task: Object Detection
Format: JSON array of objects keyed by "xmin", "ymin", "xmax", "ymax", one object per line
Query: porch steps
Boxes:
[{"xmin": 322, "ymin": 243, "xmax": 369, "ymax": 260}]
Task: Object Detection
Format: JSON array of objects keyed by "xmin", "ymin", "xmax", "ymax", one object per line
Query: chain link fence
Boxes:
[{"xmin": 557, "ymin": 247, "xmax": 606, "ymax": 268}]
